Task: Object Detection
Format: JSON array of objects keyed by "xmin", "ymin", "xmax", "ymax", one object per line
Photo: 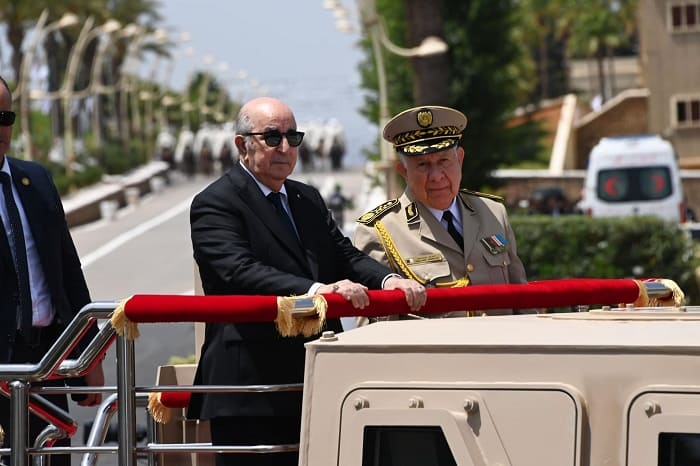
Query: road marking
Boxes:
[{"xmin": 80, "ymin": 196, "xmax": 194, "ymax": 269}]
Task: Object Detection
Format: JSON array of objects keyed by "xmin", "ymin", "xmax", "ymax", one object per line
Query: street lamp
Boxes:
[
  {"xmin": 196, "ymin": 54, "xmax": 216, "ymax": 117},
  {"xmin": 117, "ymin": 27, "xmax": 167, "ymax": 146},
  {"xmin": 18, "ymin": 10, "xmax": 79, "ymax": 160},
  {"xmin": 63, "ymin": 18, "xmax": 124, "ymax": 177},
  {"xmin": 83, "ymin": 19, "xmax": 123, "ymax": 151},
  {"xmin": 330, "ymin": 0, "xmax": 448, "ymax": 198},
  {"xmin": 106, "ymin": 23, "xmax": 141, "ymax": 146},
  {"xmin": 139, "ymin": 34, "xmax": 172, "ymax": 159},
  {"xmin": 154, "ymin": 32, "xmax": 192, "ymax": 131}
]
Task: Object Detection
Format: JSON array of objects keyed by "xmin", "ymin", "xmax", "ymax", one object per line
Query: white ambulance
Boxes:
[{"xmin": 579, "ymin": 134, "xmax": 686, "ymax": 222}]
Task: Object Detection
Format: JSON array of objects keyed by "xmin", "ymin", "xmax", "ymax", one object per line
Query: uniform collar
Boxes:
[{"xmin": 425, "ymin": 198, "xmax": 461, "ymax": 225}]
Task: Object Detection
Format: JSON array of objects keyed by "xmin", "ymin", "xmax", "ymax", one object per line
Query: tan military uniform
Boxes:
[{"xmin": 354, "ymin": 189, "xmax": 528, "ymax": 321}]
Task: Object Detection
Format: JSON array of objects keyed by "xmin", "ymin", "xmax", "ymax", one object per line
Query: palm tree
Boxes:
[
  {"xmin": 564, "ymin": 0, "xmax": 636, "ymax": 103},
  {"xmin": 518, "ymin": 0, "xmax": 570, "ymax": 101},
  {"xmin": 0, "ymin": 1, "xmax": 46, "ymax": 85}
]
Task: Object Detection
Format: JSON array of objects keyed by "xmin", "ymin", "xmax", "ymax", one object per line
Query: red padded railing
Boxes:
[{"xmin": 121, "ymin": 278, "xmax": 643, "ymax": 323}]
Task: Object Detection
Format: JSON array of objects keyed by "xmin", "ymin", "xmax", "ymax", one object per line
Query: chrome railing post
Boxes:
[
  {"xmin": 9, "ymin": 380, "xmax": 30, "ymax": 466},
  {"xmin": 80, "ymin": 392, "xmax": 119, "ymax": 466},
  {"xmin": 116, "ymin": 334, "xmax": 137, "ymax": 466},
  {"xmin": 33, "ymin": 424, "xmax": 65, "ymax": 466}
]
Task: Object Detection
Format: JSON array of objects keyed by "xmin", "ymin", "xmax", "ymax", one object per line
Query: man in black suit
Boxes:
[
  {"xmin": 189, "ymin": 97, "xmax": 426, "ymax": 466},
  {"xmin": 0, "ymin": 76, "xmax": 104, "ymax": 465}
]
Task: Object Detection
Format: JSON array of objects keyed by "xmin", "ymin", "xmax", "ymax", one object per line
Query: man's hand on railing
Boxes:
[{"xmin": 382, "ymin": 276, "xmax": 427, "ymax": 312}]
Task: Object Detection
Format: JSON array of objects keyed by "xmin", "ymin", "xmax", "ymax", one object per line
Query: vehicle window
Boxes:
[
  {"xmin": 658, "ymin": 432, "xmax": 700, "ymax": 466},
  {"xmin": 596, "ymin": 166, "xmax": 672, "ymax": 202},
  {"xmin": 362, "ymin": 426, "xmax": 457, "ymax": 466}
]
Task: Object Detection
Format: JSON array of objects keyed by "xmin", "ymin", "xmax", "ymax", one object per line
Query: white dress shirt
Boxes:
[{"xmin": 0, "ymin": 158, "xmax": 55, "ymax": 327}]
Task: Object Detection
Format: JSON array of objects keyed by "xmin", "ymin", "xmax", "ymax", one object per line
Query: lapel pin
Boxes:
[{"xmin": 21, "ymin": 177, "xmax": 30, "ymax": 186}]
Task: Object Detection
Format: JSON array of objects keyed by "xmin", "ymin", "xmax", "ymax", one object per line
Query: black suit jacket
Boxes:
[
  {"xmin": 188, "ymin": 163, "xmax": 391, "ymax": 420},
  {"xmin": 0, "ymin": 157, "xmax": 91, "ymax": 362}
]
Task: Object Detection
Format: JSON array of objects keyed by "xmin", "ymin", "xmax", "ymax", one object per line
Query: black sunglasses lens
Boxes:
[
  {"xmin": 0, "ymin": 111, "xmax": 16, "ymax": 126},
  {"xmin": 263, "ymin": 131, "xmax": 283, "ymax": 147},
  {"xmin": 287, "ymin": 131, "xmax": 304, "ymax": 147}
]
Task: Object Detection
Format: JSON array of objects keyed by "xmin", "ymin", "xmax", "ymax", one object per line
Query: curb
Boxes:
[{"xmin": 62, "ymin": 161, "xmax": 171, "ymax": 228}]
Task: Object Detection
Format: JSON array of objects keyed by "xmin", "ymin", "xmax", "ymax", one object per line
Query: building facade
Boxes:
[{"xmin": 639, "ymin": 0, "xmax": 700, "ymax": 167}]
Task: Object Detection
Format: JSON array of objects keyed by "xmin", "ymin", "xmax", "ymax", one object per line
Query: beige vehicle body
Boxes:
[{"xmin": 299, "ymin": 308, "xmax": 700, "ymax": 466}]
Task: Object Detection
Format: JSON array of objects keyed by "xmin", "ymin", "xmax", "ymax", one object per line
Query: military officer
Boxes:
[{"xmin": 354, "ymin": 105, "xmax": 528, "ymax": 320}]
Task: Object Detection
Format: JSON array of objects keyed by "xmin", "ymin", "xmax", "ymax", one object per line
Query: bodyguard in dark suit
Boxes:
[
  {"xmin": 189, "ymin": 97, "xmax": 426, "ymax": 466},
  {"xmin": 0, "ymin": 76, "xmax": 104, "ymax": 465}
]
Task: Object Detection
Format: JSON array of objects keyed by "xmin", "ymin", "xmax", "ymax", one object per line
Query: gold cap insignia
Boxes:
[
  {"xmin": 383, "ymin": 106, "xmax": 467, "ymax": 157},
  {"xmin": 21, "ymin": 177, "xmax": 30, "ymax": 186},
  {"xmin": 416, "ymin": 109, "xmax": 433, "ymax": 128}
]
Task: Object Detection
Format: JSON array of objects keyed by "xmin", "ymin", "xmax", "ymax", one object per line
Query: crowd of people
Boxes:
[{"xmin": 155, "ymin": 117, "xmax": 348, "ymax": 179}]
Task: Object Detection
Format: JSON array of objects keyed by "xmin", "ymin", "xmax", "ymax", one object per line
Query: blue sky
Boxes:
[{"xmin": 159, "ymin": 0, "xmax": 374, "ymax": 166}]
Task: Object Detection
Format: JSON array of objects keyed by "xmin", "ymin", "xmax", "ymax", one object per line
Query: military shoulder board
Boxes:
[
  {"xmin": 460, "ymin": 189, "xmax": 504, "ymax": 203},
  {"xmin": 356, "ymin": 199, "xmax": 400, "ymax": 225}
]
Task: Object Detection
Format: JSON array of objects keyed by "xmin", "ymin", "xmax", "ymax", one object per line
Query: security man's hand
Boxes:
[{"xmin": 79, "ymin": 361, "xmax": 105, "ymax": 407}]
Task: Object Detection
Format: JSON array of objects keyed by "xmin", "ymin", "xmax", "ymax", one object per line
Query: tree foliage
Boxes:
[
  {"xmin": 564, "ymin": 0, "xmax": 638, "ymax": 101},
  {"xmin": 358, "ymin": 0, "xmax": 642, "ymax": 188},
  {"xmin": 358, "ymin": 0, "xmax": 538, "ymax": 185},
  {"xmin": 443, "ymin": 0, "xmax": 537, "ymax": 189},
  {"xmin": 513, "ymin": 215, "xmax": 700, "ymax": 305}
]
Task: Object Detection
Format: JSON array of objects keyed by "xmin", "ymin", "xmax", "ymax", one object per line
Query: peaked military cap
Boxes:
[{"xmin": 383, "ymin": 105, "xmax": 468, "ymax": 156}]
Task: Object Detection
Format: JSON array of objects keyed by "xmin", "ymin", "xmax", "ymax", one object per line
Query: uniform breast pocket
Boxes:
[
  {"xmin": 408, "ymin": 260, "xmax": 451, "ymax": 284},
  {"xmin": 482, "ymin": 251, "xmax": 511, "ymax": 284}
]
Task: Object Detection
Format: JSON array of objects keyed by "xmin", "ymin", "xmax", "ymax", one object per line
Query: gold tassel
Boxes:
[
  {"xmin": 0, "ymin": 423, "xmax": 4, "ymax": 445},
  {"xmin": 109, "ymin": 296, "xmax": 140, "ymax": 340},
  {"xmin": 147, "ymin": 392, "xmax": 172, "ymax": 424},
  {"xmin": 276, "ymin": 295, "xmax": 327, "ymax": 337},
  {"xmin": 631, "ymin": 280, "xmax": 650, "ymax": 307}
]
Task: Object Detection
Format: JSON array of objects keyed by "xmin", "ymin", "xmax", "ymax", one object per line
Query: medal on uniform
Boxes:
[{"xmin": 481, "ymin": 233, "xmax": 508, "ymax": 255}]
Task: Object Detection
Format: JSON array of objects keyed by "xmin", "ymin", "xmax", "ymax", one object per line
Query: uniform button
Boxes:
[
  {"xmin": 467, "ymin": 264, "xmax": 475, "ymax": 272},
  {"xmin": 503, "ymin": 261, "xmax": 507, "ymax": 266}
]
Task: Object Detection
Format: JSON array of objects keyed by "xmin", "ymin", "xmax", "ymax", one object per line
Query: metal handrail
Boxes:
[
  {"xmin": 0, "ymin": 303, "xmax": 115, "ymax": 381},
  {"xmin": 0, "ymin": 300, "xmax": 304, "ymax": 466},
  {"xmin": 0, "ymin": 303, "xmax": 115, "ymax": 466}
]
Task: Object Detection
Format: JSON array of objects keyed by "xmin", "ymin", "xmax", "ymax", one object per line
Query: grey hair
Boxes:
[
  {"xmin": 235, "ymin": 110, "xmax": 255, "ymax": 151},
  {"xmin": 398, "ymin": 146, "xmax": 459, "ymax": 167},
  {"xmin": 398, "ymin": 153, "xmax": 407, "ymax": 167}
]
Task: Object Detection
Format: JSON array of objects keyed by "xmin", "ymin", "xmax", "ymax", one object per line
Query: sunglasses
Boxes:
[
  {"xmin": 0, "ymin": 111, "xmax": 16, "ymax": 127},
  {"xmin": 242, "ymin": 129, "xmax": 304, "ymax": 147}
]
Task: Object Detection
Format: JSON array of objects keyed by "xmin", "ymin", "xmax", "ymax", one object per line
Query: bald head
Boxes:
[
  {"xmin": 234, "ymin": 97, "xmax": 299, "ymax": 191},
  {"xmin": 236, "ymin": 97, "xmax": 296, "ymax": 135}
]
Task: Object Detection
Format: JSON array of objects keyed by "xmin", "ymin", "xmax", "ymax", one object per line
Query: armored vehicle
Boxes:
[{"xmin": 299, "ymin": 307, "xmax": 700, "ymax": 466}]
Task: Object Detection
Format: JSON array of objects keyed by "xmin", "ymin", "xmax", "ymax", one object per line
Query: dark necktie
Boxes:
[
  {"xmin": 267, "ymin": 192, "xmax": 298, "ymax": 240},
  {"xmin": 0, "ymin": 172, "xmax": 33, "ymax": 334},
  {"xmin": 442, "ymin": 210, "xmax": 464, "ymax": 250}
]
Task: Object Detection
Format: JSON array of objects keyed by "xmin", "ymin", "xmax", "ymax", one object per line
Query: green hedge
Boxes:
[{"xmin": 511, "ymin": 215, "xmax": 700, "ymax": 306}]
